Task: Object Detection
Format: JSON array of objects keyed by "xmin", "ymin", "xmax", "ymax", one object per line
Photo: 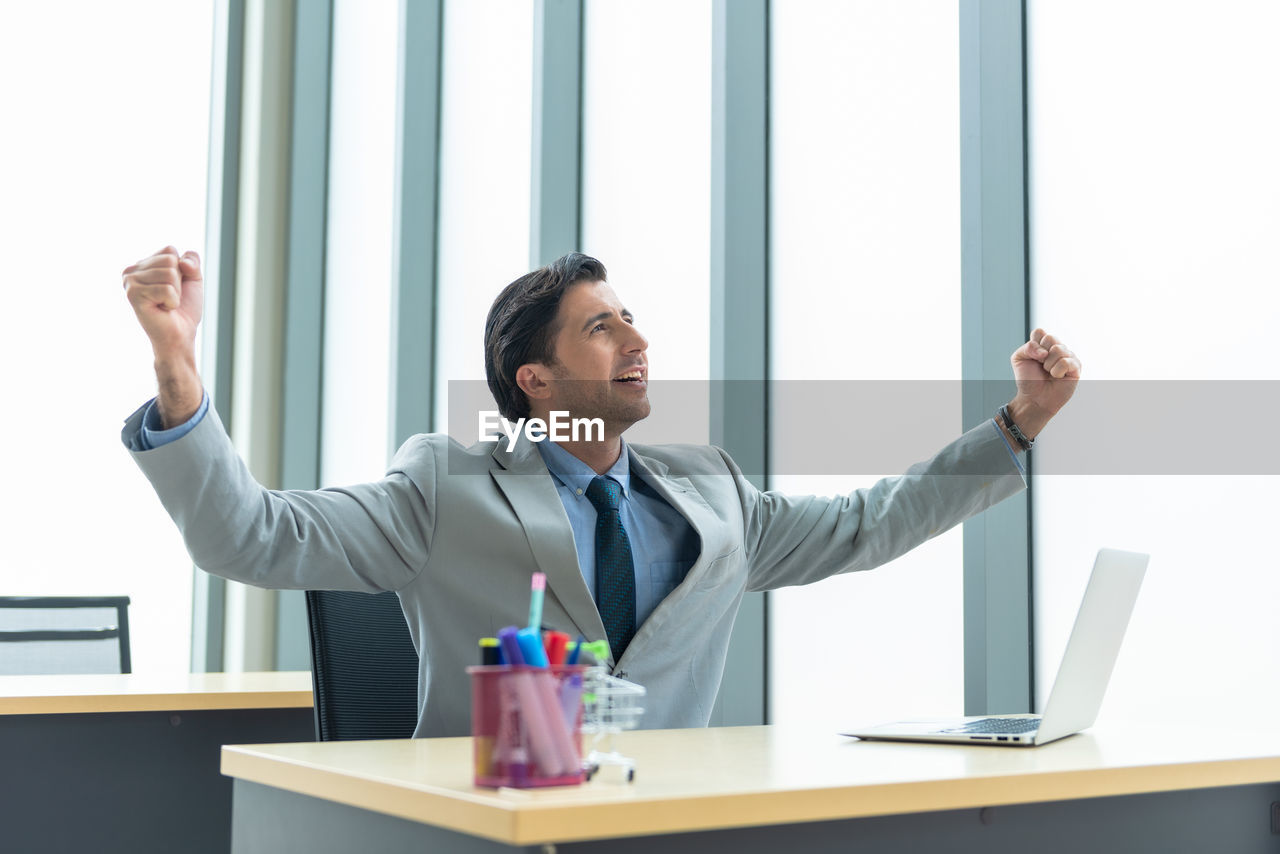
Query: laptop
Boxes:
[{"xmin": 842, "ymin": 548, "xmax": 1148, "ymax": 747}]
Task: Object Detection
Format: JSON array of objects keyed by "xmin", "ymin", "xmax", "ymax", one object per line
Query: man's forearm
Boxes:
[
  {"xmin": 154, "ymin": 354, "xmax": 203, "ymax": 429},
  {"xmin": 124, "ymin": 246, "xmax": 207, "ymax": 428}
]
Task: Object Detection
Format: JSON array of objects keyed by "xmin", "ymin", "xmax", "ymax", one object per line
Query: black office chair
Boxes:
[
  {"xmin": 304, "ymin": 590, "xmax": 420, "ymax": 741},
  {"xmin": 0, "ymin": 596, "xmax": 132, "ymax": 675}
]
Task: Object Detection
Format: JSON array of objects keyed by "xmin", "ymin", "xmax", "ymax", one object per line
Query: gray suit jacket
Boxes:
[{"xmin": 123, "ymin": 403, "xmax": 1025, "ymax": 737}]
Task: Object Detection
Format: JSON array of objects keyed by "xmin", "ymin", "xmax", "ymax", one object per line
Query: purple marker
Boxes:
[{"xmin": 497, "ymin": 626, "xmax": 526, "ymax": 666}]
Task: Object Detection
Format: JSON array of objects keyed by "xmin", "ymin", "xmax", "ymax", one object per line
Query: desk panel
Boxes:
[
  {"xmin": 222, "ymin": 724, "xmax": 1280, "ymax": 846},
  {"xmin": 1, "ymin": 673, "xmax": 314, "ymax": 854},
  {"xmin": 230, "ymin": 777, "xmax": 1280, "ymax": 854}
]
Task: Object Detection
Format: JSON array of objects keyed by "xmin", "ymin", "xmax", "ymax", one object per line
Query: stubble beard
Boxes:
[{"xmin": 550, "ymin": 377, "xmax": 651, "ymax": 438}]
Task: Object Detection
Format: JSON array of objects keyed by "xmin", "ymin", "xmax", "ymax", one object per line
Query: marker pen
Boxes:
[
  {"xmin": 527, "ymin": 571, "xmax": 546, "ymax": 633},
  {"xmin": 497, "ymin": 626, "xmax": 567, "ymax": 776},
  {"xmin": 516, "ymin": 627, "xmax": 549, "ymax": 668},
  {"xmin": 565, "ymin": 635, "xmax": 585, "ymax": 665},
  {"xmin": 497, "ymin": 626, "xmax": 526, "ymax": 666},
  {"xmin": 544, "ymin": 631, "xmax": 570, "ymax": 666}
]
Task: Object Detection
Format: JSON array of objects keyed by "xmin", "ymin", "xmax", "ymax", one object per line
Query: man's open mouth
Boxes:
[{"xmin": 613, "ymin": 370, "xmax": 645, "ymax": 383}]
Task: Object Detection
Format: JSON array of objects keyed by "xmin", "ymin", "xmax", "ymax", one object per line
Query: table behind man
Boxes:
[
  {"xmin": 1, "ymin": 671, "xmax": 313, "ymax": 854},
  {"xmin": 120, "ymin": 247, "xmax": 1081, "ymax": 737}
]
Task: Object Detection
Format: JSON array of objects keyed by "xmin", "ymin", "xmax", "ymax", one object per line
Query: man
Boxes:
[{"xmin": 122, "ymin": 247, "xmax": 1080, "ymax": 737}]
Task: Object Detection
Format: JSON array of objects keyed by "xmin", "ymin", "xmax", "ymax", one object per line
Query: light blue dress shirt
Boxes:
[
  {"xmin": 135, "ymin": 393, "xmax": 209, "ymax": 451},
  {"xmin": 536, "ymin": 439, "xmax": 700, "ymax": 630},
  {"xmin": 995, "ymin": 421, "xmax": 1026, "ymax": 475}
]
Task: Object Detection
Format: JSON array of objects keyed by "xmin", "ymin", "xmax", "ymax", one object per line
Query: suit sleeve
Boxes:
[
  {"xmin": 122, "ymin": 401, "xmax": 435, "ymax": 592},
  {"xmin": 735, "ymin": 420, "xmax": 1025, "ymax": 592}
]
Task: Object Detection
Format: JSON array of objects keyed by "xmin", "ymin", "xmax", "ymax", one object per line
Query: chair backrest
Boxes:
[
  {"xmin": 304, "ymin": 590, "xmax": 420, "ymax": 741},
  {"xmin": 0, "ymin": 596, "xmax": 132, "ymax": 675}
]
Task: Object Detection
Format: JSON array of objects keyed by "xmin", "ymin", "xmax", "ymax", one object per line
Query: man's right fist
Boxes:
[{"xmin": 123, "ymin": 245, "xmax": 204, "ymax": 360}]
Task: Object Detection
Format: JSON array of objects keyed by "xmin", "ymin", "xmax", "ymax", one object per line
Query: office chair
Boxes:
[
  {"xmin": 304, "ymin": 589, "xmax": 420, "ymax": 741},
  {"xmin": 0, "ymin": 596, "xmax": 132, "ymax": 674}
]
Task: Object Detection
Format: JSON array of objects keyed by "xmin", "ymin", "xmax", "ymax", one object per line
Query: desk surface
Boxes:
[
  {"xmin": 0, "ymin": 671, "xmax": 313, "ymax": 715},
  {"xmin": 221, "ymin": 723, "xmax": 1280, "ymax": 846}
]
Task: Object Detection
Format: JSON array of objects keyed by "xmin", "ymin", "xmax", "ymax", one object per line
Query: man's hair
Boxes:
[{"xmin": 484, "ymin": 252, "xmax": 608, "ymax": 421}]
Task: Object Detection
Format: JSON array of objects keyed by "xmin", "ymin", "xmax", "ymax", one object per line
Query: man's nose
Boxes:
[{"xmin": 624, "ymin": 323, "xmax": 648, "ymax": 353}]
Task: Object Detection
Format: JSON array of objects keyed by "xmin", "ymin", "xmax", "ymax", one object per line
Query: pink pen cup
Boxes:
[{"xmin": 467, "ymin": 664, "xmax": 587, "ymax": 788}]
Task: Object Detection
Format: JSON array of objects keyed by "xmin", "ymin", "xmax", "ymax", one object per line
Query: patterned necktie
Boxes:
[{"xmin": 585, "ymin": 476, "xmax": 636, "ymax": 662}]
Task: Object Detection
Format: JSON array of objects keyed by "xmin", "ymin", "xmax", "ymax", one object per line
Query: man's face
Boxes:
[{"xmin": 537, "ymin": 280, "xmax": 650, "ymax": 434}]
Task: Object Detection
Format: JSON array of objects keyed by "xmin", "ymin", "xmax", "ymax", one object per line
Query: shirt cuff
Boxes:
[
  {"xmin": 991, "ymin": 417, "xmax": 1026, "ymax": 476},
  {"xmin": 138, "ymin": 392, "xmax": 210, "ymax": 450}
]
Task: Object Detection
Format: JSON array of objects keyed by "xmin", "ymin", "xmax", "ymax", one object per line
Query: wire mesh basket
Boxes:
[{"xmin": 580, "ymin": 666, "xmax": 646, "ymax": 782}]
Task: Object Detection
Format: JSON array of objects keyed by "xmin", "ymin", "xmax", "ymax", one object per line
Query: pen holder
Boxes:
[{"xmin": 467, "ymin": 664, "xmax": 587, "ymax": 788}]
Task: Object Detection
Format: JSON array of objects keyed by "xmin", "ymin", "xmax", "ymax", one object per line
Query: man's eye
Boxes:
[{"xmin": 592, "ymin": 323, "xmax": 606, "ymax": 333}]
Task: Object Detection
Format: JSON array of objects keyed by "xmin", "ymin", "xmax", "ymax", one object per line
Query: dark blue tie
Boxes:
[{"xmin": 585, "ymin": 476, "xmax": 636, "ymax": 662}]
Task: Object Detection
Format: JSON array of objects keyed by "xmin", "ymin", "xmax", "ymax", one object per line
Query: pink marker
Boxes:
[{"xmin": 528, "ymin": 571, "xmax": 546, "ymax": 633}]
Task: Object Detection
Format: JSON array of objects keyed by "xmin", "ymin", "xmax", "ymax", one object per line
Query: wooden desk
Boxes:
[
  {"xmin": 0, "ymin": 670, "xmax": 313, "ymax": 714},
  {"xmin": 1, "ymin": 672, "xmax": 314, "ymax": 854},
  {"xmin": 222, "ymin": 724, "xmax": 1280, "ymax": 854}
]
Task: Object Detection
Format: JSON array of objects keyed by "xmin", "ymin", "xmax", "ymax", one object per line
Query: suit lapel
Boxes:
[
  {"xmin": 490, "ymin": 437, "xmax": 606, "ymax": 644},
  {"xmin": 628, "ymin": 450, "xmax": 729, "ymax": 578}
]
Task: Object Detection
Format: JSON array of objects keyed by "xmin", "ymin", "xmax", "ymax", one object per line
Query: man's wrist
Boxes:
[
  {"xmin": 154, "ymin": 353, "xmax": 203, "ymax": 429},
  {"xmin": 138, "ymin": 390, "xmax": 209, "ymax": 450},
  {"xmin": 1004, "ymin": 395, "xmax": 1052, "ymax": 441}
]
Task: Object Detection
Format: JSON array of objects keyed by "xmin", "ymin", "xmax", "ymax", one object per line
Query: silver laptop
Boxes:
[{"xmin": 842, "ymin": 548, "xmax": 1148, "ymax": 747}]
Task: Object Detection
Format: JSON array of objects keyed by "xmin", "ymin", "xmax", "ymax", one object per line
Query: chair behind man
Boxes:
[
  {"xmin": 0, "ymin": 596, "xmax": 132, "ymax": 674},
  {"xmin": 304, "ymin": 590, "xmax": 420, "ymax": 741}
]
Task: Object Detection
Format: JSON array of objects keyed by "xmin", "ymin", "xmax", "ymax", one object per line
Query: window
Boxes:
[
  {"xmin": 434, "ymin": 0, "xmax": 534, "ymax": 434},
  {"xmin": 581, "ymin": 0, "xmax": 713, "ymax": 444},
  {"xmin": 1027, "ymin": 0, "xmax": 1280, "ymax": 717},
  {"xmin": 321, "ymin": 0, "xmax": 400, "ymax": 483},
  {"xmin": 0, "ymin": 1, "xmax": 216, "ymax": 673},
  {"xmin": 768, "ymin": 0, "xmax": 963, "ymax": 728}
]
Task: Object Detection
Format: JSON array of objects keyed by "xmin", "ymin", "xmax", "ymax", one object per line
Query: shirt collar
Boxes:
[{"xmin": 537, "ymin": 438, "xmax": 632, "ymax": 501}]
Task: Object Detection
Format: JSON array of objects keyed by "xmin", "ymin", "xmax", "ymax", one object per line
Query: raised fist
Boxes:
[{"xmin": 123, "ymin": 245, "xmax": 204, "ymax": 360}]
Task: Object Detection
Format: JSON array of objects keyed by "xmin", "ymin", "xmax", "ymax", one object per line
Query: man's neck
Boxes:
[
  {"xmin": 527, "ymin": 406, "xmax": 628, "ymax": 473},
  {"xmin": 552, "ymin": 436, "xmax": 624, "ymax": 475}
]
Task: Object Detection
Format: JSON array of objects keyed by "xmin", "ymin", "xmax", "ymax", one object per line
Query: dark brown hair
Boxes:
[{"xmin": 484, "ymin": 252, "xmax": 608, "ymax": 420}]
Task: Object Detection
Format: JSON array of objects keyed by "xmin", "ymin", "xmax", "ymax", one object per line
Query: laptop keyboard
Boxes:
[{"xmin": 943, "ymin": 717, "xmax": 1041, "ymax": 734}]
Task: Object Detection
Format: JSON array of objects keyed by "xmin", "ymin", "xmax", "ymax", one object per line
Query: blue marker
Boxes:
[
  {"xmin": 516, "ymin": 627, "xmax": 550, "ymax": 668},
  {"xmin": 565, "ymin": 634, "xmax": 585, "ymax": 665}
]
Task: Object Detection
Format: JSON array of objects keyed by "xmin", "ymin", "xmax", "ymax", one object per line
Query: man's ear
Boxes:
[{"xmin": 516, "ymin": 363, "xmax": 554, "ymax": 402}]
